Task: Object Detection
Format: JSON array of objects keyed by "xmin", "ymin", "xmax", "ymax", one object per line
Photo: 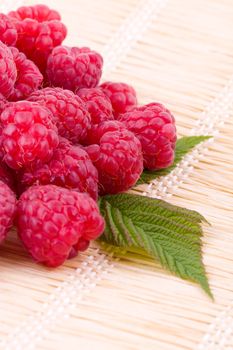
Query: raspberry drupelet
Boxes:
[
  {"xmin": 0, "ymin": 13, "xmax": 18, "ymax": 46},
  {"xmin": 0, "ymin": 101, "xmax": 59, "ymax": 170},
  {"xmin": 28, "ymin": 87, "xmax": 91, "ymax": 143},
  {"xmin": 16, "ymin": 185, "xmax": 105, "ymax": 267},
  {"xmin": 47, "ymin": 46, "xmax": 103, "ymax": 92},
  {"xmin": 9, "ymin": 47, "xmax": 43, "ymax": 102},
  {"xmin": 0, "ymin": 180, "xmax": 16, "ymax": 244},
  {"xmin": 8, "ymin": 4, "xmax": 67, "ymax": 74},
  {"xmin": 100, "ymin": 81, "xmax": 137, "ymax": 118},
  {"xmin": 119, "ymin": 103, "xmax": 177, "ymax": 170},
  {"xmin": 77, "ymin": 87, "xmax": 114, "ymax": 126},
  {"xmin": 0, "ymin": 161, "xmax": 15, "ymax": 190},
  {"xmin": 0, "ymin": 94, "xmax": 7, "ymax": 114},
  {"xmin": 8, "ymin": 4, "xmax": 61, "ymax": 22},
  {"xmin": 85, "ymin": 121, "xmax": 143, "ymax": 195},
  {"xmin": 19, "ymin": 137, "xmax": 99, "ymax": 200},
  {"xmin": 0, "ymin": 41, "xmax": 17, "ymax": 99}
]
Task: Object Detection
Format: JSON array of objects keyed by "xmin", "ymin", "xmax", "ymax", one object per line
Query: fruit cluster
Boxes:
[{"xmin": 0, "ymin": 4, "xmax": 177, "ymax": 267}]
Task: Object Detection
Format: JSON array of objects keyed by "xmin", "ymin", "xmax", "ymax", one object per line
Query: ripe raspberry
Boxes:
[
  {"xmin": 16, "ymin": 185, "xmax": 105, "ymax": 267},
  {"xmin": 0, "ymin": 94, "xmax": 7, "ymax": 114},
  {"xmin": 0, "ymin": 13, "xmax": 18, "ymax": 46},
  {"xmin": 8, "ymin": 47, "xmax": 43, "ymax": 102},
  {"xmin": 0, "ymin": 41, "xmax": 17, "ymax": 99},
  {"xmin": 100, "ymin": 81, "xmax": 137, "ymax": 118},
  {"xmin": 8, "ymin": 4, "xmax": 61, "ymax": 22},
  {"xmin": 85, "ymin": 121, "xmax": 143, "ymax": 195},
  {"xmin": 0, "ymin": 101, "xmax": 59, "ymax": 170},
  {"xmin": 8, "ymin": 6, "xmax": 67, "ymax": 74},
  {"xmin": 119, "ymin": 103, "xmax": 177, "ymax": 170},
  {"xmin": 47, "ymin": 46, "xmax": 103, "ymax": 92},
  {"xmin": 0, "ymin": 122, "xmax": 3, "ymax": 160},
  {"xmin": 0, "ymin": 180, "xmax": 16, "ymax": 244},
  {"xmin": 19, "ymin": 138, "xmax": 99, "ymax": 200},
  {"xmin": 0, "ymin": 161, "xmax": 15, "ymax": 190},
  {"xmin": 77, "ymin": 87, "xmax": 113, "ymax": 126},
  {"xmin": 28, "ymin": 88, "xmax": 91, "ymax": 143},
  {"xmin": 84, "ymin": 119, "xmax": 125, "ymax": 145}
]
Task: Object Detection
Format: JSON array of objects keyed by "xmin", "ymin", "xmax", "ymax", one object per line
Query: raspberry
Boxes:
[
  {"xmin": 8, "ymin": 6, "xmax": 67, "ymax": 74},
  {"xmin": 0, "ymin": 13, "xmax": 18, "ymax": 46},
  {"xmin": 77, "ymin": 87, "xmax": 113, "ymax": 126},
  {"xmin": 119, "ymin": 103, "xmax": 177, "ymax": 170},
  {"xmin": 0, "ymin": 180, "xmax": 16, "ymax": 244},
  {"xmin": 85, "ymin": 121, "xmax": 143, "ymax": 195},
  {"xmin": 100, "ymin": 81, "xmax": 137, "ymax": 118},
  {"xmin": 0, "ymin": 94, "xmax": 7, "ymax": 114},
  {"xmin": 8, "ymin": 4, "xmax": 61, "ymax": 22},
  {"xmin": 0, "ymin": 101, "xmax": 59, "ymax": 170},
  {"xmin": 16, "ymin": 185, "xmax": 105, "ymax": 267},
  {"xmin": 8, "ymin": 47, "xmax": 43, "ymax": 102},
  {"xmin": 47, "ymin": 46, "xmax": 103, "ymax": 92},
  {"xmin": 84, "ymin": 119, "xmax": 125, "ymax": 145},
  {"xmin": 0, "ymin": 41, "xmax": 17, "ymax": 99},
  {"xmin": 28, "ymin": 88, "xmax": 91, "ymax": 143},
  {"xmin": 0, "ymin": 161, "xmax": 15, "ymax": 190},
  {"xmin": 19, "ymin": 138, "xmax": 99, "ymax": 200}
]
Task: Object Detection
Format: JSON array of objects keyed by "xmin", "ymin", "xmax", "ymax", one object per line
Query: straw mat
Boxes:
[{"xmin": 0, "ymin": 0, "xmax": 233, "ymax": 349}]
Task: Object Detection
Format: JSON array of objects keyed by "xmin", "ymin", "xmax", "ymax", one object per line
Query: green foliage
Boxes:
[{"xmin": 99, "ymin": 193, "xmax": 212, "ymax": 298}]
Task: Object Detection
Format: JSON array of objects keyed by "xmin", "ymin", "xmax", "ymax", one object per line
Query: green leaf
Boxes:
[
  {"xmin": 99, "ymin": 193, "xmax": 212, "ymax": 298},
  {"xmin": 138, "ymin": 136, "xmax": 211, "ymax": 184}
]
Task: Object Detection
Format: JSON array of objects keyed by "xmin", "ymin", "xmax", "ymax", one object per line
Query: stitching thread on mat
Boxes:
[
  {"xmin": 198, "ymin": 302, "xmax": 233, "ymax": 350},
  {"xmin": 143, "ymin": 77, "xmax": 233, "ymax": 199},
  {"xmin": 102, "ymin": 0, "xmax": 168, "ymax": 75},
  {"xmin": 142, "ymin": 77, "xmax": 233, "ymax": 349},
  {"xmin": 1, "ymin": 252, "xmax": 113, "ymax": 350},
  {"xmin": 0, "ymin": 0, "xmax": 167, "ymax": 349}
]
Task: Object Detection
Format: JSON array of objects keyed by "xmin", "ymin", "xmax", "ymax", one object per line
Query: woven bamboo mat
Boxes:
[{"xmin": 0, "ymin": 0, "xmax": 233, "ymax": 349}]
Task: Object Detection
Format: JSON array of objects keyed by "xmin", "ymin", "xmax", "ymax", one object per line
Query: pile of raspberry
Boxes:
[{"xmin": 0, "ymin": 4, "xmax": 177, "ymax": 267}]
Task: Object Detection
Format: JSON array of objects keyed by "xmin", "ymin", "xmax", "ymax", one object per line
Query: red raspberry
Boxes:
[
  {"xmin": 47, "ymin": 46, "xmax": 103, "ymax": 92},
  {"xmin": 8, "ymin": 47, "xmax": 43, "ymax": 102},
  {"xmin": 8, "ymin": 6, "xmax": 67, "ymax": 74},
  {"xmin": 0, "ymin": 101, "xmax": 59, "ymax": 170},
  {"xmin": 119, "ymin": 103, "xmax": 177, "ymax": 170},
  {"xmin": 0, "ymin": 122, "xmax": 4, "ymax": 160},
  {"xmin": 28, "ymin": 88, "xmax": 91, "ymax": 143},
  {"xmin": 0, "ymin": 161, "xmax": 15, "ymax": 190},
  {"xmin": 16, "ymin": 185, "xmax": 105, "ymax": 267},
  {"xmin": 85, "ymin": 121, "xmax": 143, "ymax": 195},
  {"xmin": 100, "ymin": 81, "xmax": 137, "ymax": 118},
  {"xmin": 19, "ymin": 138, "xmax": 99, "ymax": 200},
  {"xmin": 0, "ymin": 180, "xmax": 16, "ymax": 244},
  {"xmin": 84, "ymin": 119, "xmax": 125, "ymax": 145},
  {"xmin": 8, "ymin": 4, "xmax": 61, "ymax": 22},
  {"xmin": 0, "ymin": 14, "xmax": 18, "ymax": 46},
  {"xmin": 0, "ymin": 41, "xmax": 17, "ymax": 99},
  {"xmin": 77, "ymin": 87, "xmax": 113, "ymax": 126},
  {"xmin": 0, "ymin": 94, "xmax": 7, "ymax": 114}
]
